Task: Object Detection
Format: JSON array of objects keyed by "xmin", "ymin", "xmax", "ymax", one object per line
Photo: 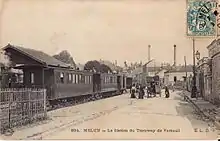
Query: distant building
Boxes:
[
  {"xmin": 164, "ymin": 65, "xmax": 193, "ymax": 86},
  {"xmin": 130, "ymin": 66, "xmax": 167, "ymax": 84}
]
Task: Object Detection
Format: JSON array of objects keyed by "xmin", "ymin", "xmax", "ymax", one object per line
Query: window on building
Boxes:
[
  {"xmin": 60, "ymin": 72, "xmax": 64, "ymax": 83},
  {"xmin": 31, "ymin": 72, "xmax": 34, "ymax": 84}
]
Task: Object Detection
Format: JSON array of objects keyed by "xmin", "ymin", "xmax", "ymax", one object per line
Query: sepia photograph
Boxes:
[{"xmin": 1, "ymin": 0, "xmax": 220, "ymax": 140}]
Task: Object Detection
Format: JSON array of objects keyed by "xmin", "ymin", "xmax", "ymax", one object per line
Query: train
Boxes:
[{"xmin": 0, "ymin": 67, "xmax": 133, "ymax": 109}]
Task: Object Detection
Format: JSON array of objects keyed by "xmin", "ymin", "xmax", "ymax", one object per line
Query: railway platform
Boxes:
[{"xmin": 0, "ymin": 91, "xmax": 219, "ymax": 140}]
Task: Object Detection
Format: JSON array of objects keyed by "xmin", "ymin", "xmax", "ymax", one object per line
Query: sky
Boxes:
[{"xmin": 0, "ymin": 0, "xmax": 217, "ymax": 66}]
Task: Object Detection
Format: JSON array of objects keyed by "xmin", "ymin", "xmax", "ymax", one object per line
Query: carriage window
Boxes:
[
  {"xmin": 60, "ymin": 72, "xmax": 64, "ymax": 83},
  {"xmin": 110, "ymin": 77, "xmax": 112, "ymax": 83},
  {"xmin": 68, "ymin": 73, "xmax": 72, "ymax": 82},
  {"xmin": 72, "ymin": 74, "xmax": 75, "ymax": 83},
  {"xmin": 75, "ymin": 74, "xmax": 78, "ymax": 84},
  {"xmin": 89, "ymin": 76, "xmax": 91, "ymax": 84},
  {"xmin": 30, "ymin": 72, "xmax": 34, "ymax": 84},
  {"xmin": 85, "ymin": 76, "xmax": 87, "ymax": 84},
  {"xmin": 79, "ymin": 74, "xmax": 82, "ymax": 83},
  {"xmin": 82, "ymin": 75, "xmax": 85, "ymax": 84},
  {"xmin": 87, "ymin": 76, "xmax": 89, "ymax": 84}
]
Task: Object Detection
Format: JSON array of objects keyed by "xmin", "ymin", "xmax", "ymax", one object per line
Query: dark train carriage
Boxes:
[
  {"xmin": 100, "ymin": 73, "xmax": 118, "ymax": 93},
  {"xmin": 51, "ymin": 69, "xmax": 94, "ymax": 100},
  {"xmin": 126, "ymin": 77, "xmax": 133, "ymax": 89}
]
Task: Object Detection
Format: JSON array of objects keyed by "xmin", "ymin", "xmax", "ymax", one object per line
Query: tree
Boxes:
[
  {"xmin": 84, "ymin": 60, "xmax": 101, "ymax": 72},
  {"xmin": 84, "ymin": 60, "xmax": 112, "ymax": 73},
  {"xmin": 100, "ymin": 64, "xmax": 112, "ymax": 73},
  {"xmin": 0, "ymin": 50, "xmax": 11, "ymax": 67},
  {"xmin": 53, "ymin": 50, "xmax": 76, "ymax": 69}
]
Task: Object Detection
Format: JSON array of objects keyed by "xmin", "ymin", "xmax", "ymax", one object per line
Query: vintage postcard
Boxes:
[{"xmin": 1, "ymin": 0, "xmax": 220, "ymax": 140}]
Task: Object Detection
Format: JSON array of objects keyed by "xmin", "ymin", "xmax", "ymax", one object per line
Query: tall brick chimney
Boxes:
[
  {"xmin": 174, "ymin": 44, "xmax": 176, "ymax": 67},
  {"xmin": 148, "ymin": 45, "xmax": 151, "ymax": 62}
]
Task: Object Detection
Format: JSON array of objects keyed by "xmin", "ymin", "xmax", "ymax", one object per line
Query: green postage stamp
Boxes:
[{"xmin": 187, "ymin": 0, "xmax": 217, "ymax": 37}]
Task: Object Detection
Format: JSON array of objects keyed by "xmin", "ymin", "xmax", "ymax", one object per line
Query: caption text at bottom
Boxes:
[{"xmin": 71, "ymin": 128, "xmax": 181, "ymax": 133}]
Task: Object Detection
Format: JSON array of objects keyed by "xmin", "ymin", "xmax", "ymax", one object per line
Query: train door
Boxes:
[
  {"xmin": 117, "ymin": 75, "xmax": 121, "ymax": 90},
  {"xmin": 44, "ymin": 69, "xmax": 54, "ymax": 100},
  {"xmin": 93, "ymin": 73, "xmax": 101, "ymax": 92}
]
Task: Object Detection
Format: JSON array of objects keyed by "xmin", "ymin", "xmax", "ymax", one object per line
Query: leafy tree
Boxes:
[
  {"xmin": 53, "ymin": 50, "xmax": 76, "ymax": 69},
  {"xmin": 84, "ymin": 60, "xmax": 112, "ymax": 73},
  {"xmin": 84, "ymin": 60, "xmax": 101, "ymax": 72},
  {"xmin": 100, "ymin": 64, "xmax": 112, "ymax": 73}
]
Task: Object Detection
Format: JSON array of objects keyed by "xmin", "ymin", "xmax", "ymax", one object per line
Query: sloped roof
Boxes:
[
  {"xmin": 164, "ymin": 65, "xmax": 193, "ymax": 73},
  {"xmin": 3, "ymin": 44, "xmax": 71, "ymax": 68}
]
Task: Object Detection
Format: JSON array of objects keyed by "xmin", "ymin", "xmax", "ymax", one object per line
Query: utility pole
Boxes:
[
  {"xmin": 191, "ymin": 38, "xmax": 197, "ymax": 98},
  {"xmin": 184, "ymin": 56, "xmax": 188, "ymax": 91},
  {"xmin": 184, "ymin": 56, "xmax": 187, "ymax": 78}
]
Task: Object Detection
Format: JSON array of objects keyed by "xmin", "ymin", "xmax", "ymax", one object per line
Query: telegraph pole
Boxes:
[
  {"xmin": 184, "ymin": 56, "xmax": 188, "ymax": 91},
  {"xmin": 191, "ymin": 38, "xmax": 197, "ymax": 98}
]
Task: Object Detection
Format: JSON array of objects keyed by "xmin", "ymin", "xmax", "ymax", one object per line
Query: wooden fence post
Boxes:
[
  {"xmin": 8, "ymin": 89, "xmax": 12, "ymax": 129},
  {"xmin": 28, "ymin": 88, "xmax": 31, "ymax": 122},
  {"xmin": 43, "ymin": 89, "xmax": 47, "ymax": 118}
]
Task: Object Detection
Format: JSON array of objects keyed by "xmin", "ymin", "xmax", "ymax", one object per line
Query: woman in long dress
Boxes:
[
  {"xmin": 130, "ymin": 84, "xmax": 136, "ymax": 98},
  {"xmin": 165, "ymin": 85, "xmax": 170, "ymax": 98}
]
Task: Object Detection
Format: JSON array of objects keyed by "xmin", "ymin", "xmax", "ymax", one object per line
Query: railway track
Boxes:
[{"xmin": 47, "ymin": 91, "xmax": 121, "ymax": 112}]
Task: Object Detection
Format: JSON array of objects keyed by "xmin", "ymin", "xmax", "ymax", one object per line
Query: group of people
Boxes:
[{"xmin": 130, "ymin": 83, "xmax": 170, "ymax": 99}]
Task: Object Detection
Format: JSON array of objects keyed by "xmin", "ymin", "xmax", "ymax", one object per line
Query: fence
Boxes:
[{"xmin": 0, "ymin": 88, "xmax": 47, "ymax": 133}]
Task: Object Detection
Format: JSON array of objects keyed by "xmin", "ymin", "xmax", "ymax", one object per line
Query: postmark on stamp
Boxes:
[{"xmin": 187, "ymin": 0, "xmax": 217, "ymax": 37}]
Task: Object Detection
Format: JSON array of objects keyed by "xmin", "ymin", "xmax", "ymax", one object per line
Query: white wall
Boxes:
[
  {"xmin": 164, "ymin": 72, "xmax": 193, "ymax": 85},
  {"xmin": 157, "ymin": 69, "xmax": 167, "ymax": 79}
]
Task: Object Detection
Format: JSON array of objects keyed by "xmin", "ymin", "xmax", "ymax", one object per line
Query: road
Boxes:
[{"xmin": 1, "ymin": 90, "xmax": 219, "ymax": 140}]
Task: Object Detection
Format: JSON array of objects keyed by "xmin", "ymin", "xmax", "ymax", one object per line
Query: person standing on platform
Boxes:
[{"xmin": 130, "ymin": 84, "xmax": 136, "ymax": 98}]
